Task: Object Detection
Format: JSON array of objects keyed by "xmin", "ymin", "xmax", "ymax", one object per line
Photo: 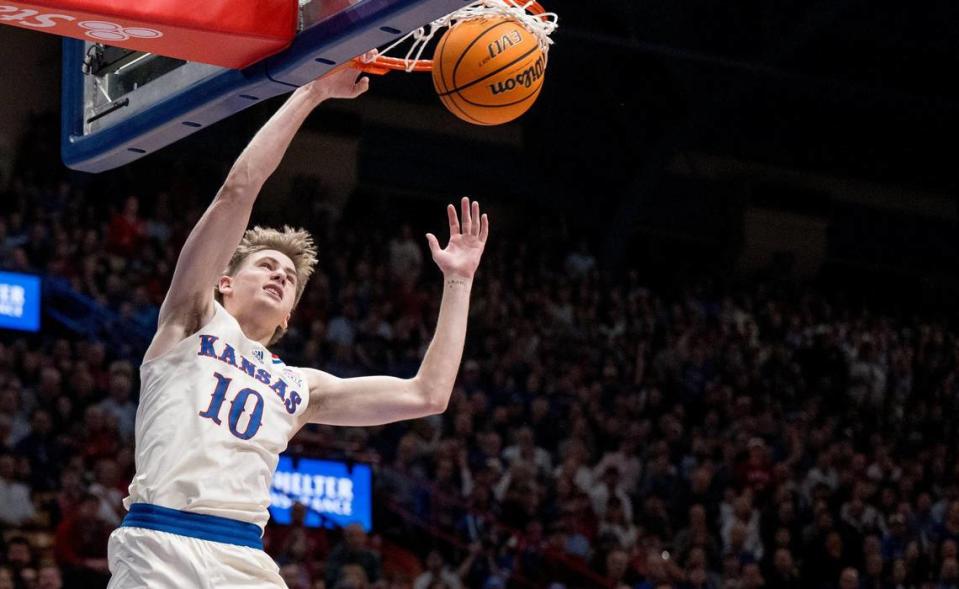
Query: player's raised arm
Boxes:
[
  {"xmin": 144, "ymin": 67, "xmax": 369, "ymax": 362},
  {"xmin": 302, "ymin": 197, "xmax": 489, "ymax": 426}
]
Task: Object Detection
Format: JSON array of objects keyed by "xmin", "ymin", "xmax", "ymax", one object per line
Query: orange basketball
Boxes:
[{"xmin": 431, "ymin": 17, "xmax": 547, "ymax": 126}]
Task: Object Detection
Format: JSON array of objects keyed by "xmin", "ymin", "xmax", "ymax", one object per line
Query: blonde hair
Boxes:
[{"xmin": 215, "ymin": 225, "xmax": 318, "ymax": 344}]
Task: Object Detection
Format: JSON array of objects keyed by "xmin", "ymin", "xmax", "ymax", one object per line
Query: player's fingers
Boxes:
[
  {"xmin": 447, "ymin": 204, "xmax": 460, "ymax": 236},
  {"xmin": 353, "ymin": 76, "xmax": 370, "ymax": 96},
  {"xmin": 461, "ymin": 197, "xmax": 472, "ymax": 235},
  {"xmin": 426, "ymin": 233, "xmax": 441, "ymax": 254},
  {"xmin": 471, "ymin": 201, "xmax": 481, "ymax": 237},
  {"xmin": 479, "ymin": 213, "xmax": 489, "ymax": 242}
]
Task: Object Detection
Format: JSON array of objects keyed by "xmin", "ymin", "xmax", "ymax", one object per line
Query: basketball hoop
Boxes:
[{"xmin": 353, "ymin": 0, "xmax": 558, "ymax": 74}]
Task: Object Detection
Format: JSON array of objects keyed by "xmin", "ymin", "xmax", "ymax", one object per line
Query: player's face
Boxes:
[{"xmin": 226, "ymin": 250, "xmax": 298, "ymax": 321}]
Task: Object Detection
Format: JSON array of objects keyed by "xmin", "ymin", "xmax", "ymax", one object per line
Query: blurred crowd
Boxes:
[{"xmin": 3, "ymin": 118, "xmax": 959, "ymax": 589}]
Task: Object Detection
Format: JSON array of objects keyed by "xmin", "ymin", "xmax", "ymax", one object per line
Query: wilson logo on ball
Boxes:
[{"xmin": 489, "ymin": 54, "xmax": 545, "ymax": 95}]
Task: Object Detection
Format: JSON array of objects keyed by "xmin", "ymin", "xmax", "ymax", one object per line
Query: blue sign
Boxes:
[
  {"xmin": 269, "ymin": 456, "xmax": 372, "ymax": 531},
  {"xmin": 0, "ymin": 272, "xmax": 40, "ymax": 333}
]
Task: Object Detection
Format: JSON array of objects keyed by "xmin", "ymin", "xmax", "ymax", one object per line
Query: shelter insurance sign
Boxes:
[
  {"xmin": 270, "ymin": 456, "xmax": 373, "ymax": 531},
  {"xmin": 0, "ymin": 271, "xmax": 40, "ymax": 332}
]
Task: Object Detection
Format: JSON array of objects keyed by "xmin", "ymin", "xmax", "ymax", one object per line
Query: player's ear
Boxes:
[
  {"xmin": 217, "ymin": 275, "xmax": 233, "ymax": 297},
  {"xmin": 281, "ymin": 312, "xmax": 291, "ymax": 330}
]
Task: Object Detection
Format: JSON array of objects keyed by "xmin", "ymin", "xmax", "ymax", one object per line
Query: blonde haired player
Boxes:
[{"xmin": 106, "ymin": 64, "xmax": 489, "ymax": 588}]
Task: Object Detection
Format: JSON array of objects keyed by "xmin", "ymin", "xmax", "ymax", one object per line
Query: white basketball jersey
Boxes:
[{"xmin": 124, "ymin": 301, "xmax": 310, "ymax": 530}]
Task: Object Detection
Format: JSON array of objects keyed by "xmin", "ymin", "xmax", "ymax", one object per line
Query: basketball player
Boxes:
[{"xmin": 106, "ymin": 63, "xmax": 489, "ymax": 587}]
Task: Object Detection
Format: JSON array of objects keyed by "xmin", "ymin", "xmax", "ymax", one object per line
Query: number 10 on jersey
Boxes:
[{"xmin": 199, "ymin": 372, "xmax": 264, "ymax": 440}]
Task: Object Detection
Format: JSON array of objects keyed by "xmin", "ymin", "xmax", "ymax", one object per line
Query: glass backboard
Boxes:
[{"xmin": 62, "ymin": 0, "xmax": 469, "ymax": 172}]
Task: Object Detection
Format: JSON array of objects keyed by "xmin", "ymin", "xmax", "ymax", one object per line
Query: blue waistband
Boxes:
[{"xmin": 121, "ymin": 503, "xmax": 263, "ymax": 550}]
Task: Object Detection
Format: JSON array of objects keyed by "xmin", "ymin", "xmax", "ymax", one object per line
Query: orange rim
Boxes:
[{"xmin": 352, "ymin": 0, "xmax": 548, "ymax": 75}]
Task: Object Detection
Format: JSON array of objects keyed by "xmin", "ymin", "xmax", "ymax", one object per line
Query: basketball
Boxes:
[{"xmin": 431, "ymin": 16, "xmax": 547, "ymax": 126}]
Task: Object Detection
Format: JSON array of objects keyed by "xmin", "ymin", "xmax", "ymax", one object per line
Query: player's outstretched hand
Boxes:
[
  {"xmin": 426, "ymin": 197, "xmax": 489, "ymax": 280},
  {"xmin": 301, "ymin": 52, "xmax": 372, "ymax": 102}
]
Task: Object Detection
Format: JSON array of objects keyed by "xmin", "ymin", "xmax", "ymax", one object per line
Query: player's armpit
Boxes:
[
  {"xmin": 143, "ymin": 300, "xmax": 213, "ymax": 363},
  {"xmin": 301, "ymin": 368, "xmax": 445, "ymax": 427}
]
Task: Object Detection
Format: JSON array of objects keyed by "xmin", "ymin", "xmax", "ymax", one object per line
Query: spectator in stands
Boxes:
[
  {"xmin": 0, "ymin": 453, "xmax": 35, "ymax": 527},
  {"xmin": 3, "ymin": 537, "xmax": 34, "ymax": 587},
  {"xmin": 0, "ymin": 387, "xmax": 29, "ymax": 446},
  {"xmin": 269, "ymin": 501, "xmax": 330, "ymax": 579},
  {"xmin": 838, "ymin": 567, "xmax": 859, "ymax": 589},
  {"xmin": 413, "ymin": 549, "xmax": 463, "ymax": 589},
  {"xmin": 78, "ymin": 406, "xmax": 118, "ymax": 465},
  {"xmin": 18, "ymin": 565, "xmax": 38, "ymax": 589},
  {"xmin": 740, "ymin": 561, "xmax": 765, "ymax": 589},
  {"xmin": 593, "ymin": 433, "xmax": 642, "ymax": 495},
  {"xmin": 605, "ymin": 549, "xmax": 636, "ymax": 587},
  {"xmin": 333, "ymin": 563, "xmax": 370, "ymax": 589},
  {"xmin": 935, "ymin": 502, "xmax": 959, "ymax": 549},
  {"xmin": 764, "ymin": 548, "xmax": 800, "ymax": 589},
  {"xmin": 14, "ymin": 408, "xmax": 63, "ymax": 492},
  {"xmin": 280, "ymin": 562, "xmax": 311, "ymax": 589},
  {"xmin": 721, "ymin": 495, "xmax": 763, "ymax": 562},
  {"xmin": 591, "ymin": 465, "xmax": 634, "ymax": 523},
  {"xmin": 35, "ymin": 366, "xmax": 63, "ymax": 408},
  {"xmin": 325, "ymin": 524, "xmax": 381, "ymax": 588},
  {"xmin": 88, "ymin": 458, "xmax": 124, "ymax": 527},
  {"xmin": 95, "ymin": 361, "xmax": 136, "ymax": 440},
  {"xmin": 37, "ymin": 564, "xmax": 63, "ymax": 589},
  {"xmin": 51, "ymin": 468, "xmax": 84, "ymax": 527},
  {"xmin": 106, "ymin": 196, "xmax": 146, "ymax": 257},
  {"xmin": 502, "ymin": 426, "xmax": 552, "ymax": 481},
  {"xmin": 54, "ymin": 493, "xmax": 112, "ymax": 588},
  {"xmin": 389, "ymin": 224, "xmax": 423, "ymax": 287},
  {"xmin": 598, "ymin": 496, "xmax": 639, "ymax": 551}
]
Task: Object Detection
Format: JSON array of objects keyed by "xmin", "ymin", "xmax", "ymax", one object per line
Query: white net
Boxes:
[{"xmin": 365, "ymin": 0, "xmax": 559, "ymax": 72}]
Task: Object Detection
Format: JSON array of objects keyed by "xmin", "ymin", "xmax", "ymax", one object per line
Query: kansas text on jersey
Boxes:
[{"xmin": 124, "ymin": 301, "xmax": 311, "ymax": 531}]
